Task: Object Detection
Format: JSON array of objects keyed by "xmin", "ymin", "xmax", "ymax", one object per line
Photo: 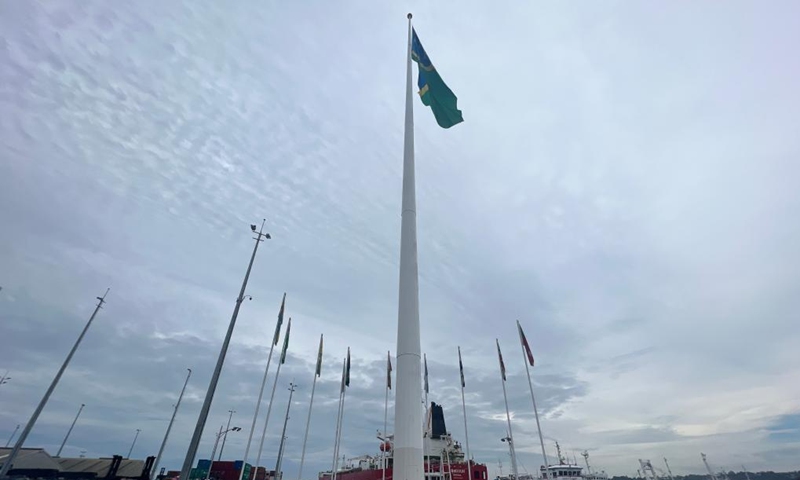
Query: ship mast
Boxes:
[
  {"xmin": 701, "ymin": 453, "xmax": 719, "ymax": 480},
  {"xmin": 581, "ymin": 451, "xmax": 592, "ymax": 474},
  {"xmin": 555, "ymin": 442, "xmax": 565, "ymax": 465},
  {"xmin": 638, "ymin": 459, "xmax": 659, "ymax": 480},
  {"xmin": 663, "ymin": 458, "xmax": 675, "ymax": 480}
]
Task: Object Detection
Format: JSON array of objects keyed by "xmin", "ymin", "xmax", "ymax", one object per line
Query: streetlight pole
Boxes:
[
  {"xmin": 207, "ymin": 425, "xmax": 224, "ymax": 480},
  {"xmin": 179, "ymin": 221, "xmax": 270, "ymax": 480},
  {"xmin": 218, "ymin": 410, "xmax": 235, "ymax": 461},
  {"xmin": 274, "ymin": 383, "xmax": 296, "ymax": 480},
  {"xmin": 152, "ymin": 369, "xmax": 192, "ymax": 480},
  {"xmin": 127, "ymin": 429, "xmax": 141, "ymax": 459},
  {"xmin": 0, "ymin": 290, "xmax": 109, "ymax": 477},
  {"xmin": 207, "ymin": 426, "xmax": 241, "ymax": 480},
  {"xmin": 56, "ymin": 403, "xmax": 85, "ymax": 457}
]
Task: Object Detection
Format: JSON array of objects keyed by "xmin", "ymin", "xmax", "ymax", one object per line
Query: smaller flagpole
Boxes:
[
  {"xmin": 333, "ymin": 349, "xmax": 351, "ymax": 480},
  {"xmin": 56, "ymin": 402, "xmax": 85, "ymax": 457},
  {"xmin": 457, "ymin": 347, "xmax": 472, "ymax": 480},
  {"xmin": 496, "ymin": 339, "xmax": 519, "ymax": 480},
  {"xmin": 382, "ymin": 351, "xmax": 391, "ymax": 480},
  {"xmin": 255, "ymin": 317, "xmax": 292, "ymax": 475},
  {"xmin": 331, "ymin": 358, "xmax": 346, "ymax": 480},
  {"xmin": 274, "ymin": 382, "xmax": 296, "ymax": 480},
  {"xmin": 240, "ymin": 295, "xmax": 285, "ymax": 480},
  {"xmin": 423, "ymin": 353, "xmax": 430, "ymax": 475},
  {"xmin": 298, "ymin": 334, "xmax": 323, "ymax": 480},
  {"xmin": 336, "ymin": 378, "xmax": 348, "ymax": 474},
  {"xmin": 516, "ymin": 321, "xmax": 549, "ymax": 477}
]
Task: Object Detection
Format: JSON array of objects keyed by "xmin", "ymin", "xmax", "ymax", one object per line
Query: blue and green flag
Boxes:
[{"xmin": 411, "ymin": 29, "xmax": 463, "ymax": 129}]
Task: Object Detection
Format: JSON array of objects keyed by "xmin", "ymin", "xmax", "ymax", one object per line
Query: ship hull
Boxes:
[{"xmin": 319, "ymin": 462, "xmax": 487, "ymax": 480}]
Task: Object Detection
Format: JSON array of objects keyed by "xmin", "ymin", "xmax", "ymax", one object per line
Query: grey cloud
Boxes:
[{"xmin": 2, "ymin": 0, "xmax": 800, "ymax": 477}]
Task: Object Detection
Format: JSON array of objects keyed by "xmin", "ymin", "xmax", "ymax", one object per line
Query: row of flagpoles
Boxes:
[
  {"xmin": 230, "ymin": 292, "xmax": 342, "ymax": 480},
  {"xmin": 195, "ymin": 290, "xmax": 547, "ymax": 480}
]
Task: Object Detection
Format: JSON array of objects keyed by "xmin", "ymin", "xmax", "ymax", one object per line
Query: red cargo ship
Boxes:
[{"xmin": 319, "ymin": 403, "xmax": 488, "ymax": 480}]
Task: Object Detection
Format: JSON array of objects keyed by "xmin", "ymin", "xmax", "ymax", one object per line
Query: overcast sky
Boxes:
[{"xmin": 1, "ymin": 1, "xmax": 799, "ymax": 478}]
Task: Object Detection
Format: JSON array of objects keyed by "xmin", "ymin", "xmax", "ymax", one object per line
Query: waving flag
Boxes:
[
  {"xmin": 339, "ymin": 357, "xmax": 346, "ymax": 393},
  {"xmin": 273, "ymin": 293, "xmax": 286, "ymax": 345},
  {"xmin": 382, "ymin": 351, "xmax": 390, "ymax": 390},
  {"xmin": 496, "ymin": 339, "xmax": 506, "ymax": 381},
  {"xmin": 315, "ymin": 334, "xmax": 324, "ymax": 377},
  {"xmin": 411, "ymin": 29, "xmax": 464, "ymax": 129},
  {"xmin": 279, "ymin": 318, "xmax": 292, "ymax": 364},
  {"xmin": 458, "ymin": 346, "xmax": 465, "ymax": 388},
  {"xmin": 516, "ymin": 321, "xmax": 535, "ymax": 367},
  {"xmin": 345, "ymin": 347, "xmax": 351, "ymax": 387},
  {"xmin": 423, "ymin": 354, "xmax": 429, "ymax": 394}
]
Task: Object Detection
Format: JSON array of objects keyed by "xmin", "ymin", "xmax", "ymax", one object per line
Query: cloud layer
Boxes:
[{"xmin": 1, "ymin": 0, "xmax": 799, "ymax": 478}]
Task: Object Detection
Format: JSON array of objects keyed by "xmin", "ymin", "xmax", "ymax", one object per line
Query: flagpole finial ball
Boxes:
[{"xmin": 407, "ymin": 13, "xmax": 412, "ymax": 19}]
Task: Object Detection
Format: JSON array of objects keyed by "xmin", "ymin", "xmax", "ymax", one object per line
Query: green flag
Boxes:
[
  {"xmin": 423, "ymin": 353, "xmax": 429, "ymax": 394},
  {"xmin": 411, "ymin": 28, "xmax": 463, "ymax": 129},
  {"xmin": 315, "ymin": 334, "xmax": 323, "ymax": 377},
  {"xmin": 345, "ymin": 347, "xmax": 351, "ymax": 387},
  {"xmin": 280, "ymin": 317, "xmax": 291, "ymax": 364},
  {"xmin": 273, "ymin": 293, "xmax": 286, "ymax": 346}
]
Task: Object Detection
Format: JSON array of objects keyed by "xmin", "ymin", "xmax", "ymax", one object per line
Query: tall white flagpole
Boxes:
[
  {"xmin": 382, "ymin": 351, "xmax": 391, "ymax": 480},
  {"xmin": 496, "ymin": 340, "xmax": 519, "ymax": 480},
  {"xmin": 297, "ymin": 334, "xmax": 323, "ymax": 480},
  {"xmin": 394, "ymin": 12, "xmax": 424, "ymax": 480},
  {"xmin": 239, "ymin": 296, "xmax": 286, "ymax": 480},
  {"xmin": 457, "ymin": 347, "xmax": 472, "ymax": 480},
  {"xmin": 516, "ymin": 321, "xmax": 549, "ymax": 477},
  {"xmin": 254, "ymin": 317, "xmax": 292, "ymax": 476},
  {"xmin": 331, "ymin": 358, "xmax": 346, "ymax": 480}
]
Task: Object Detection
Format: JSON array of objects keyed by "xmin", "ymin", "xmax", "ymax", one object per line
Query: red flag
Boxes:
[
  {"xmin": 496, "ymin": 340, "xmax": 506, "ymax": 381},
  {"xmin": 517, "ymin": 321, "xmax": 535, "ymax": 367}
]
